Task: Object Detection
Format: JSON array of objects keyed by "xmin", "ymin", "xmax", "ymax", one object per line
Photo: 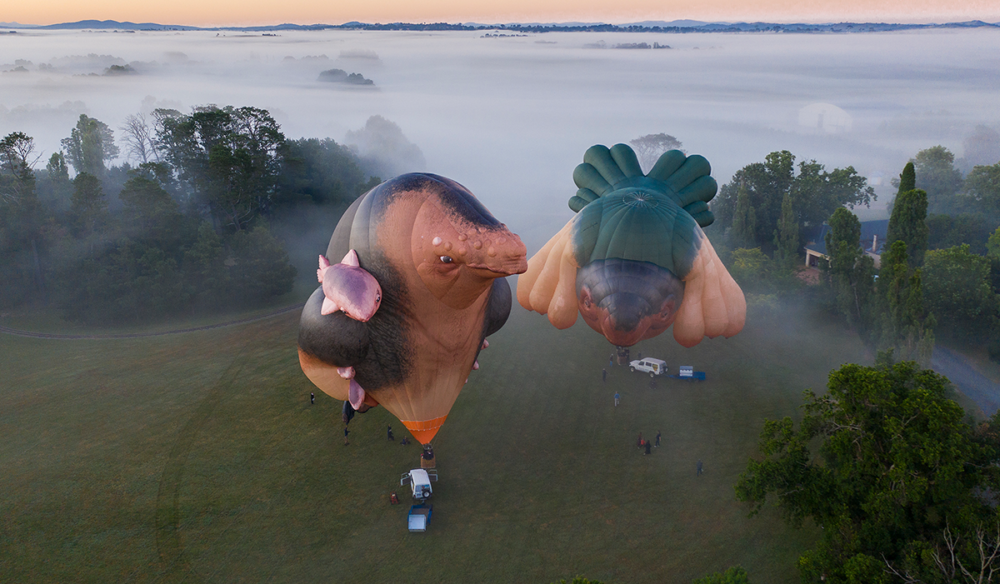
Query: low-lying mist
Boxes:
[{"xmin": 2, "ymin": 28, "xmax": 999, "ymax": 250}]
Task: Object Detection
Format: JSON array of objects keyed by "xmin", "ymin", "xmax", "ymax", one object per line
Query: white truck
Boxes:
[
  {"xmin": 400, "ymin": 468, "xmax": 438, "ymax": 503},
  {"xmin": 629, "ymin": 357, "xmax": 667, "ymax": 377}
]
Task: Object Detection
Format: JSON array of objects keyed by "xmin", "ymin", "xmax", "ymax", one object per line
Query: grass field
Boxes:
[{"xmin": 0, "ymin": 297, "xmax": 870, "ymax": 583}]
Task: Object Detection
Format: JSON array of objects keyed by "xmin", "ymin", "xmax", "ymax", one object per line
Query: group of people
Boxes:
[{"xmin": 637, "ymin": 431, "xmax": 662, "ymax": 455}]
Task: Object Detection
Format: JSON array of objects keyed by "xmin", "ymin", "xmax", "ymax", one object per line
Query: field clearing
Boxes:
[{"xmin": 1, "ymin": 298, "xmax": 868, "ymax": 583}]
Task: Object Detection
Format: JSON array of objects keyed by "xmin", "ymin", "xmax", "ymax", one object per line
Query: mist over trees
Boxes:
[
  {"xmin": 711, "ymin": 146, "xmax": 1000, "ymax": 364},
  {"xmin": 0, "ymin": 105, "xmax": 380, "ymax": 324}
]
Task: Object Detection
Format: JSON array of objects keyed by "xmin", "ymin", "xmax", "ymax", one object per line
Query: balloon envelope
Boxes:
[
  {"xmin": 517, "ymin": 144, "xmax": 745, "ymax": 348},
  {"xmin": 299, "ymin": 173, "xmax": 527, "ymax": 443}
]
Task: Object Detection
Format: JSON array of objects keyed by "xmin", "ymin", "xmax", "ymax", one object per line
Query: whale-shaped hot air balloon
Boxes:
[
  {"xmin": 517, "ymin": 144, "xmax": 745, "ymax": 348},
  {"xmin": 298, "ymin": 173, "xmax": 528, "ymax": 445}
]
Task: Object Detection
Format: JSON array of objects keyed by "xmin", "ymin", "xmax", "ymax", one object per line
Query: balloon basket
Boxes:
[{"xmin": 420, "ymin": 453, "xmax": 436, "ymax": 469}]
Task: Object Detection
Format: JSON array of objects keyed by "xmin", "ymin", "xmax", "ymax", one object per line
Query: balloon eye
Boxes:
[
  {"xmin": 439, "ymin": 256, "xmax": 453, "ymax": 264},
  {"xmin": 375, "ymin": 293, "xmax": 381, "ymax": 303}
]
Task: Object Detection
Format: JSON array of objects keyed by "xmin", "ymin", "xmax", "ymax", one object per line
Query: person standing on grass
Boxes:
[
  {"xmin": 637, "ymin": 433, "xmax": 643, "ymax": 448},
  {"xmin": 344, "ymin": 428, "xmax": 350, "ymax": 446},
  {"xmin": 644, "ymin": 440, "xmax": 652, "ymax": 455},
  {"xmin": 697, "ymin": 460, "xmax": 703, "ymax": 475},
  {"xmin": 614, "ymin": 391, "xmax": 620, "ymax": 407},
  {"xmin": 655, "ymin": 431, "xmax": 661, "ymax": 447},
  {"xmin": 609, "ymin": 354, "xmax": 614, "ymax": 367},
  {"xmin": 387, "ymin": 425, "xmax": 394, "ymax": 441},
  {"xmin": 310, "ymin": 392, "xmax": 315, "ymax": 405}
]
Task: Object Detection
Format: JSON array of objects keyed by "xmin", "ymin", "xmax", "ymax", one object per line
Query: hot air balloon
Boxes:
[
  {"xmin": 516, "ymin": 144, "xmax": 745, "ymax": 348},
  {"xmin": 298, "ymin": 173, "xmax": 528, "ymax": 445}
]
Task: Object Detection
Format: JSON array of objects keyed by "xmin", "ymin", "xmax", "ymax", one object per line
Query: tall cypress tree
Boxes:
[
  {"xmin": 876, "ymin": 240, "xmax": 935, "ymax": 364},
  {"xmin": 886, "ymin": 187, "xmax": 929, "ymax": 267},
  {"xmin": 772, "ymin": 191, "xmax": 798, "ymax": 265},
  {"xmin": 898, "ymin": 161, "xmax": 915, "ymax": 194}
]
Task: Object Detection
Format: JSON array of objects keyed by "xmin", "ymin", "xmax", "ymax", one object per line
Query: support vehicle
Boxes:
[
  {"xmin": 629, "ymin": 358, "xmax": 667, "ymax": 377},
  {"xmin": 400, "ymin": 468, "xmax": 438, "ymax": 503}
]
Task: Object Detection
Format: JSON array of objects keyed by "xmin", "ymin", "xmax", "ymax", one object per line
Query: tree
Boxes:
[
  {"xmin": 629, "ymin": 133, "xmax": 683, "ymax": 171},
  {"xmin": 277, "ymin": 137, "xmax": 367, "ymax": 207},
  {"xmin": 963, "ymin": 161, "xmax": 1000, "ymax": 221},
  {"xmin": 181, "ymin": 222, "xmax": 230, "ymax": 307},
  {"xmin": 69, "ymin": 173, "xmax": 109, "ymax": 239},
  {"xmin": 0, "ymin": 132, "xmax": 44, "ymax": 303},
  {"xmin": 988, "ymin": 226, "xmax": 1000, "ymax": 260},
  {"xmin": 736, "ymin": 361, "xmax": 1000, "ymax": 584},
  {"xmin": 715, "ymin": 151, "xmax": 874, "ymax": 251},
  {"xmin": 117, "ymin": 175, "xmax": 182, "ymax": 242},
  {"xmin": 926, "ymin": 213, "xmax": 995, "ymax": 255},
  {"xmin": 898, "ymin": 161, "xmax": 916, "ymax": 194},
  {"xmin": 226, "ymin": 223, "xmax": 296, "ymax": 305},
  {"xmin": 119, "ymin": 112, "xmax": 158, "ymax": 165},
  {"xmin": 730, "ymin": 180, "xmax": 757, "ymax": 248},
  {"xmin": 913, "ymin": 145, "xmax": 964, "ymax": 215},
  {"xmin": 886, "ymin": 185, "xmax": 929, "ymax": 267},
  {"xmin": 922, "ymin": 244, "xmax": 998, "ymax": 341},
  {"xmin": 826, "ymin": 208, "xmax": 876, "ymax": 338},
  {"xmin": 692, "ymin": 566, "xmax": 750, "ymax": 584},
  {"xmin": 772, "ymin": 191, "xmax": 798, "ymax": 265},
  {"xmin": 875, "ymin": 240, "xmax": 935, "ymax": 365},
  {"xmin": 155, "ymin": 105, "xmax": 286, "ymax": 230},
  {"xmin": 0, "ymin": 132, "xmax": 37, "ymax": 198},
  {"xmin": 61, "ymin": 114, "xmax": 119, "ymax": 178}
]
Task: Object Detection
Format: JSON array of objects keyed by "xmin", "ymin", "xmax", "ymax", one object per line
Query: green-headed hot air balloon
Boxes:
[{"xmin": 516, "ymin": 144, "xmax": 745, "ymax": 348}]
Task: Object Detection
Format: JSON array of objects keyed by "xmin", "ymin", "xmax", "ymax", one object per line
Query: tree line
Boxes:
[
  {"xmin": 710, "ymin": 147, "xmax": 1000, "ymax": 583},
  {"xmin": 711, "ymin": 146, "xmax": 1000, "ymax": 364},
  {"xmin": 0, "ymin": 107, "xmax": 379, "ymax": 324}
]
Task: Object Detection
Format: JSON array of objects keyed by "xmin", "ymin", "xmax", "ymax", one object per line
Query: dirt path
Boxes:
[
  {"xmin": 932, "ymin": 345, "xmax": 1000, "ymax": 416},
  {"xmin": 0, "ymin": 304, "xmax": 303, "ymax": 341}
]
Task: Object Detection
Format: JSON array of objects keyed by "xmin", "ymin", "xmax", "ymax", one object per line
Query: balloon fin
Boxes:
[
  {"xmin": 321, "ymin": 297, "xmax": 339, "ymax": 315},
  {"xmin": 516, "ymin": 218, "xmax": 580, "ymax": 329},
  {"xmin": 674, "ymin": 234, "xmax": 745, "ymax": 347},
  {"xmin": 348, "ymin": 379, "xmax": 366, "ymax": 410}
]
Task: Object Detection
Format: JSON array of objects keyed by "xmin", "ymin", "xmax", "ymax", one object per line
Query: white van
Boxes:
[{"xmin": 629, "ymin": 358, "xmax": 667, "ymax": 377}]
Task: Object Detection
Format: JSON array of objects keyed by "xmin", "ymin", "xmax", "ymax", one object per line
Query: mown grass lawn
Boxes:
[{"xmin": 1, "ymin": 298, "xmax": 868, "ymax": 583}]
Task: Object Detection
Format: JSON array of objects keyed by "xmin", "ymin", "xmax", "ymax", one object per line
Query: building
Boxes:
[{"xmin": 803, "ymin": 219, "xmax": 888, "ymax": 269}]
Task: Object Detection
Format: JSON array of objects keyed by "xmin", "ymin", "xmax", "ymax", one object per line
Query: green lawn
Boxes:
[{"xmin": 0, "ymin": 298, "xmax": 869, "ymax": 583}]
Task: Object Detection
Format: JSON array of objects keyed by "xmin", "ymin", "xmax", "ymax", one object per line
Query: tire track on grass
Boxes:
[
  {"xmin": 0, "ymin": 304, "xmax": 302, "ymax": 341},
  {"xmin": 153, "ymin": 346, "xmax": 248, "ymax": 584}
]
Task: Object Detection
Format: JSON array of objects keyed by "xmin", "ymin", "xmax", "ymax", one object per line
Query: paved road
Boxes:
[
  {"xmin": 0, "ymin": 304, "xmax": 303, "ymax": 341},
  {"xmin": 932, "ymin": 345, "xmax": 1000, "ymax": 416}
]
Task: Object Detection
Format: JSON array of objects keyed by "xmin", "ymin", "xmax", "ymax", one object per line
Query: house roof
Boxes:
[{"xmin": 803, "ymin": 218, "xmax": 888, "ymax": 257}]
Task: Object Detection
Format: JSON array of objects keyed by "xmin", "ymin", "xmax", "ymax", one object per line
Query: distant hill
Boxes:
[{"xmin": 3, "ymin": 18, "xmax": 998, "ymax": 33}]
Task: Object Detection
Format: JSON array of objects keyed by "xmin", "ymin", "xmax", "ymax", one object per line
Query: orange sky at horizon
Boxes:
[{"xmin": 5, "ymin": 0, "xmax": 998, "ymax": 27}]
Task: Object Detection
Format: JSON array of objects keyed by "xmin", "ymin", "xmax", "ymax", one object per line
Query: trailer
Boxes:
[
  {"xmin": 670, "ymin": 366, "xmax": 706, "ymax": 381},
  {"xmin": 407, "ymin": 504, "xmax": 433, "ymax": 532}
]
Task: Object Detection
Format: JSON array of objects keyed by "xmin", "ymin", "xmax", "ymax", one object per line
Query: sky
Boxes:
[{"xmin": 5, "ymin": 0, "xmax": 1000, "ymax": 27}]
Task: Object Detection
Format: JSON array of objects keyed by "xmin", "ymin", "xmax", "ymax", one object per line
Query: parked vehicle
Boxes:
[
  {"xmin": 629, "ymin": 358, "xmax": 667, "ymax": 377},
  {"xmin": 408, "ymin": 504, "xmax": 433, "ymax": 532},
  {"xmin": 400, "ymin": 468, "xmax": 438, "ymax": 502}
]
